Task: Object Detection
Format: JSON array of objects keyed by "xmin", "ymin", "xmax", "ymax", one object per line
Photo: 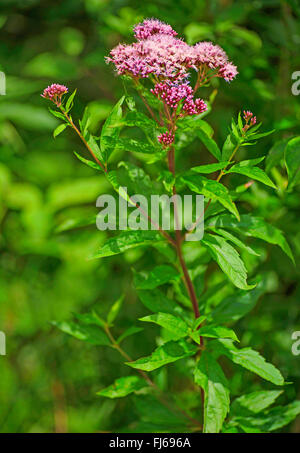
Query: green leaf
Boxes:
[
  {"xmin": 79, "ymin": 106, "xmax": 91, "ymax": 134},
  {"xmin": 206, "ymin": 214, "xmax": 294, "ymax": 263},
  {"xmin": 196, "ymin": 128, "xmax": 222, "ymax": 161},
  {"xmin": 137, "ymin": 289, "xmax": 188, "ymax": 319},
  {"xmin": 139, "ymin": 312, "xmax": 189, "ymax": 340},
  {"xmin": 246, "ymin": 129, "xmax": 274, "ymax": 141},
  {"xmin": 87, "ymin": 134, "xmax": 105, "ymax": 164},
  {"xmin": 52, "ymin": 320, "xmax": 110, "ymax": 346},
  {"xmin": 97, "ymin": 376, "xmax": 146, "ymax": 398},
  {"xmin": 116, "ymin": 326, "xmax": 144, "ymax": 345},
  {"xmin": 182, "ymin": 175, "xmax": 240, "ymax": 220},
  {"xmin": 194, "ymin": 351, "xmax": 230, "ymax": 433},
  {"xmin": 127, "ymin": 339, "xmax": 197, "ymax": 371},
  {"xmin": 285, "ymin": 136, "xmax": 300, "ymax": 190},
  {"xmin": 189, "ymin": 162, "xmax": 230, "ymax": 174},
  {"xmin": 49, "ymin": 107, "xmax": 66, "ymax": 121},
  {"xmin": 222, "ymin": 132, "xmax": 238, "ymax": 161},
  {"xmin": 53, "ymin": 123, "xmax": 68, "ymax": 138},
  {"xmin": 74, "ymin": 311, "xmax": 106, "ymax": 328},
  {"xmin": 124, "ymin": 111, "xmax": 157, "ymax": 138},
  {"xmin": 227, "ymin": 159, "xmax": 276, "ymax": 188},
  {"xmin": 266, "ymin": 139, "xmax": 289, "ymax": 172},
  {"xmin": 89, "ymin": 230, "xmax": 163, "ymax": 259},
  {"xmin": 100, "ymin": 96, "xmax": 124, "ymax": 162},
  {"xmin": 117, "ymin": 137, "xmax": 159, "ymax": 154},
  {"xmin": 55, "ymin": 214, "xmax": 97, "ymax": 232},
  {"xmin": 231, "ymin": 390, "xmax": 283, "ymax": 416},
  {"xmin": 197, "ymin": 325, "xmax": 239, "ymax": 341},
  {"xmin": 208, "ymin": 281, "xmax": 265, "ymax": 324},
  {"xmin": 74, "ymin": 151, "xmax": 102, "ymax": 171},
  {"xmin": 214, "ymin": 339, "xmax": 285, "ymax": 385},
  {"xmin": 235, "ymin": 401, "xmax": 300, "ymax": 432},
  {"xmin": 65, "ymin": 88, "xmax": 77, "ymax": 112},
  {"xmin": 107, "ymin": 295, "xmax": 124, "ymax": 325},
  {"xmin": 202, "ymin": 234, "xmax": 254, "ymax": 290},
  {"xmin": 135, "ymin": 265, "xmax": 180, "ymax": 290},
  {"xmin": 209, "ymin": 228, "xmax": 259, "ymax": 256}
]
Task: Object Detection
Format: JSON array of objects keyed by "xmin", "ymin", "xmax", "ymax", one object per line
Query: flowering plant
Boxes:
[{"xmin": 42, "ymin": 19, "xmax": 299, "ymax": 433}]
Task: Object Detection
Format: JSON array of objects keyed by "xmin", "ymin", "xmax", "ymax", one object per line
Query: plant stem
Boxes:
[
  {"xmin": 105, "ymin": 325, "xmax": 202, "ymax": 429},
  {"xmin": 59, "ymin": 106, "xmax": 175, "ymax": 246},
  {"xmin": 60, "ymin": 107, "xmax": 107, "ymax": 173},
  {"xmin": 185, "ymin": 141, "xmax": 242, "ymax": 238},
  {"xmin": 167, "ymin": 143, "xmax": 205, "ymax": 415}
]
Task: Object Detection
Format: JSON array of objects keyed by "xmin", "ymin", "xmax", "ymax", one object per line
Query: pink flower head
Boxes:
[
  {"xmin": 134, "ymin": 19, "xmax": 177, "ymax": 41},
  {"xmin": 182, "ymin": 96, "xmax": 207, "ymax": 116},
  {"xmin": 242, "ymin": 110, "xmax": 257, "ymax": 132},
  {"xmin": 190, "ymin": 42, "xmax": 228, "ymax": 69},
  {"xmin": 151, "ymin": 81, "xmax": 193, "ymax": 109},
  {"xmin": 41, "ymin": 84, "xmax": 68, "ymax": 105},
  {"xmin": 218, "ymin": 62, "xmax": 238, "ymax": 82},
  {"xmin": 186, "ymin": 41, "xmax": 238, "ymax": 82},
  {"xmin": 107, "ymin": 34, "xmax": 190, "ymax": 79},
  {"xmin": 158, "ymin": 131, "xmax": 175, "ymax": 147}
]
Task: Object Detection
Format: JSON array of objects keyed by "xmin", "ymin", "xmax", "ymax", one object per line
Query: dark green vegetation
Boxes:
[{"xmin": 0, "ymin": 0, "xmax": 300, "ymax": 433}]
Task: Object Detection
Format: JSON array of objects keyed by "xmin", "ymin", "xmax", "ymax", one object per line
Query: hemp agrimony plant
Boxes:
[{"xmin": 42, "ymin": 19, "xmax": 299, "ymax": 433}]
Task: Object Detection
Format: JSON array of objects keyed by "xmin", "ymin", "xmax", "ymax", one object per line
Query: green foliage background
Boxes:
[{"xmin": 0, "ymin": 0, "xmax": 300, "ymax": 433}]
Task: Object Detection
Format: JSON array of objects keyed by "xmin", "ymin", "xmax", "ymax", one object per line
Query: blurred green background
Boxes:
[{"xmin": 0, "ymin": 0, "xmax": 300, "ymax": 433}]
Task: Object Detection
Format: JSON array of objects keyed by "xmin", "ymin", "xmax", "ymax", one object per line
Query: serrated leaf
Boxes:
[
  {"xmin": 194, "ymin": 351, "xmax": 230, "ymax": 433},
  {"xmin": 235, "ymin": 401, "xmax": 300, "ymax": 432},
  {"xmin": 214, "ymin": 339, "xmax": 285, "ymax": 385},
  {"xmin": 139, "ymin": 312, "xmax": 189, "ymax": 340},
  {"xmin": 135, "ymin": 265, "xmax": 180, "ymax": 290},
  {"xmin": 89, "ymin": 230, "xmax": 163, "ymax": 259},
  {"xmin": 285, "ymin": 136, "xmax": 300, "ymax": 190},
  {"xmin": 231, "ymin": 390, "xmax": 283, "ymax": 416},
  {"xmin": 227, "ymin": 160, "xmax": 276, "ymax": 188},
  {"xmin": 117, "ymin": 137, "xmax": 159, "ymax": 154},
  {"xmin": 197, "ymin": 325, "xmax": 239, "ymax": 341},
  {"xmin": 97, "ymin": 376, "xmax": 146, "ymax": 398},
  {"xmin": 202, "ymin": 234, "xmax": 254, "ymax": 290},
  {"xmin": 127, "ymin": 339, "xmax": 197, "ymax": 371},
  {"xmin": 209, "ymin": 228, "xmax": 259, "ymax": 256},
  {"xmin": 53, "ymin": 123, "xmax": 68, "ymax": 138},
  {"xmin": 182, "ymin": 175, "xmax": 240, "ymax": 220},
  {"xmin": 206, "ymin": 214, "xmax": 294, "ymax": 263}
]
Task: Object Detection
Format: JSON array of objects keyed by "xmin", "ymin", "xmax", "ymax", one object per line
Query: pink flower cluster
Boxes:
[
  {"xmin": 158, "ymin": 131, "xmax": 175, "ymax": 147},
  {"xmin": 151, "ymin": 81, "xmax": 207, "ymax": 116},
  {"xmin": 183, "ymin": 97, "xmax": 207, "ymax": 116},
  {"xmin": 242, "ymin": 110, "xmax": 256, "ymax": 132},
  {"xmin": 107, "ymin": 19, "xmax": 238, "ymax": 82},
  {"xmin": 151, "ymin": 81, "xmax": 192, "ymax": 108},
  {"xmin": 41, "ymin": 83, "xmax": 68, "ymax": 105},
  {"xmin": 134, "ymin": 19, "xmax": 177, "ymax": 41}
]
